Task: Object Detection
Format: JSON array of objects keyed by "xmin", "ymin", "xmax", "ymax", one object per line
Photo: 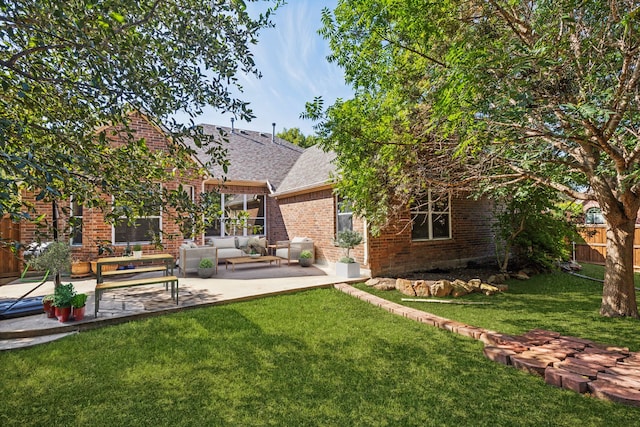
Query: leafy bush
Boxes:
[
  {"xmin": 71, "ymin": 293, "xmax": 88, "ymax": 308},
  {"xmin": 53, "ymin": 283, "xmax": 76, "ymax": 308},
  {"xmin": 299, "ymin": 250, "xmax": 313, "ymax": 259},
  {"xmin": 492, "ymin": 185, "xmax": 580, "ymax": 272},
  {"xmin": 199, "ymin": 258, "xmax": 214, "ymax": 269}
]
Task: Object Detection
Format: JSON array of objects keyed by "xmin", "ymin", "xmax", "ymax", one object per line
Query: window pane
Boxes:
[
  {"xmin": 411, "ymin": 213, "xmax": 430, "ymax": 240},
  {"xmin": 205, "ymin": 220, "xmax": 221, "ymax": 237},
  {"xmin": 115, "ymin": 218, "xmax": 160, "ymax": 243},
  {"xmin": 586, "ymin": 208, "xmax": 604, "ymax": 225},
  {"xmin": 432, "ymin": 213, "xmax": 450, "ymax": 239},
  {"xmin": 246, "ymin": 194, "xmax": 265, "ymax": 217},
  {"xmin": 337, "ymin": 214, "xmax": 353, "ymax": 232},
  {"xmin": 71, "ymin": 220, "xmax": 83, "ymax": 245},
  {"xmin": 431, "ymin": 193, "xmax": 449, "ymax": 212}
]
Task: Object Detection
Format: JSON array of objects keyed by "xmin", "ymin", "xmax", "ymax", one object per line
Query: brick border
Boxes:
[{"xmin": 335, "ymin": 283, "xmax": 640, "ymax": 407}]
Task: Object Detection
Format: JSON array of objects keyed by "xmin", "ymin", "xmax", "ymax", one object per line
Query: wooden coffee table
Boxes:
[{"xmin": 225, "ymin": 255, "xmax": 282, "ymax": 271}]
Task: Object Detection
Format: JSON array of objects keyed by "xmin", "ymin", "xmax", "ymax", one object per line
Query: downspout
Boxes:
[{"xmin": 363, "ymin": 218, "xmax": 369, "ymax": 267}]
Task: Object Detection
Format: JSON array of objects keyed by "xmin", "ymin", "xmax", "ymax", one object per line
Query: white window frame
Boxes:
[
  {"xmin": 69, "ymin": 199, "xmax": 83, "ymax": 246},
  {"xmin": 336, "ymin": 196, "xmax": 353, "ymax": 233},
  {"xmin": 411, "ymin": 191, "xmax": 452, "ymax": 241},
  {"xmin": 113, "ymin": 184, "xmax": 163, "ymax": 244},
  {"xmin": 206, "ymin": 193, "xmax": 266, "ymax": 237},
  {"xmin": 585, "ymin": 207, "xmax": 605, "ymax": 225}
]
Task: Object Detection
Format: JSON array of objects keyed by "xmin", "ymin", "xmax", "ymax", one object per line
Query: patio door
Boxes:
[{"xmin": 0, "ymin": 215, "xmax": 21, "ymax": 278}]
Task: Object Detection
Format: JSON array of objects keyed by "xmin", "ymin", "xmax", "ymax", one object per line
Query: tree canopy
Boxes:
[
  {"xmin": 311, "ymin": 0, "xmax": 640, "ymax": 317},
  {"xmin": 276, "ymin": 127, "xmax": 320, "ymax": 148},
  {"xmin": 1, "ymin": 0, "xmax": 277, "ymax": 226}
]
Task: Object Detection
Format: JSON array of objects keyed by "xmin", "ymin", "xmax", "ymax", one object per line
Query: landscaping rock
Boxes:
[
  {"xmin": 513, "ymin": 271, "xmax": 530, "ymax": 280},
  {"xmin": 451, "ymin": 282, "xmax": 469, "ymax": 298},
  {"xmin": 366, "ymin": 277, "xmax": 397, "ymax": 291},
  {"xmin": 396, "ymin": 278, "xmax": 415, "ymax": 296},
  {"xmin": 412, "ymin": 280, "xmax": 431, "ymax": 297},
  {"xmin": 430, "ymin": 280, "xmax": 453, "ymax": 297},
  {"xmin": 480, "ymin": 283, "xmax": 500, "ymax": 296}
]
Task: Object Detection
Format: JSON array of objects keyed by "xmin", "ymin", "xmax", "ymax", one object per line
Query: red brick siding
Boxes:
[
  {"xmin": 276, "ymin": 189, "xmax": 366, "ymax": 266},
  {"xmin": 19, "ymin": 113, "xmax": 207, "ymax": 263},
  {"xmin": 369, "ymin": 196, "xmax": 495, "ymax": 276}
]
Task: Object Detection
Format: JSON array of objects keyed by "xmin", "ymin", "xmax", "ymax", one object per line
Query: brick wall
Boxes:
[
  {"xmin": 19, "ymin": 113, "xmax": 207, "ymax": 263},
  {"xmin": 276, "ymin": 189, "xmax": 366, "ymax": 266},
  {"xmin": 369, "ymin": 196, "xmax": 496, "ymax": 276}
]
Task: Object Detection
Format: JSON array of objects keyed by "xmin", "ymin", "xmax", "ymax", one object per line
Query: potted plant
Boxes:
[
  {"xmin": 132, "ymin": 243, "xmax": 143, "ymax": 259},
  {"xmin": 71, "ymin": 257, "xmax": 91, "ymax": 277},
  {"xmin": 299, "ymin": 250, "xmax": 313, "ymax": 267},
  {"xmin": 52, "ymin": 283, "xmax": 75, "ymax": 322},
  {"xmin": 42, "ymin": 294, "xmax": 56, "ymax": 318},
  {"xmin": 198, "ymin": 258, "xmax": 216, "ymax": 278},
  {"xmin": 71, "ymin": 293, "xmax": 88, "ymax": 321},
  {"xmin": 334, "ymin": 230, "xmax": 363, "ymax": 278},
  {"xmin": 91, "ymin": 240, "xmax": 117, "ymax": 274},
  {"xmin": 27, "ymin": 241, "xmax": 71, "ymax": 286}
]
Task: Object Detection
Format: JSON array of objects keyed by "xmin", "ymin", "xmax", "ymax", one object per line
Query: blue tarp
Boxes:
[{"xmin": 0, "ymin": 296, "xmax": 45, "ymax": 319}]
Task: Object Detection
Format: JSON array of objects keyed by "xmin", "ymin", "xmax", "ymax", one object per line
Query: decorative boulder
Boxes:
[
  {"xmin": 413, "ymin": 280, "xmax": 431, "ymax": 297},
  {"xmin": 451, "ymin": 282, "xmax": 470, "ymax": 298},
  {"xmin": 366, "ymin": 277, "xmax": 397, "ymax": 291},
  {"xmin": 480, "ymin": 283, "xmax": 500, "ymax": 296},
  {"xmin": 430, "ymin": 280, "xmax": 453, "ymax": 297},
  {"xmin": 396, "ymin": 278, "xmax": 416, "ymax": 296}
]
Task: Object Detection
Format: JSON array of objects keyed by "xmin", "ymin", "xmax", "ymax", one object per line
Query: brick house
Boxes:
[{"xmin": 16, "ymin": 113, "xmax": 496, "ymax": 277}]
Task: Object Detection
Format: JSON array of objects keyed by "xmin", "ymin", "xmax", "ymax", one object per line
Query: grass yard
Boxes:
[
  {"xmin": 1, "ymin": 275, "xmax": 639, "ymax": 425},
  {"xmin": 356, "ymin": 263, "xmax": 640, "ymax": 352}
]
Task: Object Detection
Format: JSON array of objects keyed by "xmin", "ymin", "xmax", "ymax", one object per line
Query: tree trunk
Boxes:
[{"xmin": 601, "ymin": 220, "xmax": 639, "ymax": 318}]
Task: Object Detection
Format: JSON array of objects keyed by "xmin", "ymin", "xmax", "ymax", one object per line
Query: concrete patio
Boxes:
[{"xmin": 0, "ymin": 262, "xmax": 369, "ymax": 349}]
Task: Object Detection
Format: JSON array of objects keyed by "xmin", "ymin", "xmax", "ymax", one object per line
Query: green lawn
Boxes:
[
  {"xmin": 1, "ymin": 273, "xmax": 640, "ymax": 425},
  {"xmin": 356, "ymin": 263, "xmax": 640, "ymax": 352}
]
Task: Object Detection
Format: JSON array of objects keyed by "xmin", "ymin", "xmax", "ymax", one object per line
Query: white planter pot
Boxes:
[
  {"xmin": 133, "ymin": 251, "xmax": 142, "ymax": 259},
  {"xmin": 336, "ymin": 262, "xmax": 360, "ymax": 278}
]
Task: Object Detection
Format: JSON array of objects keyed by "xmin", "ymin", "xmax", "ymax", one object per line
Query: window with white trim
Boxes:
[
  {"xmin": 336, "ymin": 196, "xmax": 353, "ymax": 232},
  {"xmin": 114, "ymin": 185, "xmax": 162, "ymax": 244},
  {"xmin": 411, "ymin": 191, "xmax": 451, "ymax": 240},
  {"xmin": 70, "ymin": 200, "xmax": 83, "ymax": 245},
  {"xmin": 205, "ymin": 193, "xmax": 265, "ymax": 237},
  {"xmin": 585, "ymin": 207, "xmax": 605, "ymax": 225}
]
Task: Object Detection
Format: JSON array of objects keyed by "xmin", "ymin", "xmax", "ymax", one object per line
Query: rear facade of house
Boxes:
[{"xmin": 12, "ymin": 115, "xmax": 496, "ymax": 278}]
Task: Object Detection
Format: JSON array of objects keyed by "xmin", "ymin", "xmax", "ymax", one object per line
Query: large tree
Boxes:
[
  {"xmin": 309, "ymin": 0, "xmax": 640, "ymax": 317},
  {"xmin": 1, "ymin": 0, "xmax": 278, "ymax": 232}
]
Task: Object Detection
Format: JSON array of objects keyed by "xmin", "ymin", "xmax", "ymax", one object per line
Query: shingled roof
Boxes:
[
  {"xmin": 274, "ymin": 146, "xmax": 337, "ymax": 197},
  {"xmin": 186, "ymin": 124, "xmax": 305, "ymax": 188}
]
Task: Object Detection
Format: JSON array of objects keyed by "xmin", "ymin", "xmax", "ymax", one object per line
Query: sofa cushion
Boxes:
[{"xmin": 212, "ymin": 238, "xmax": 236, "ymax": 249}]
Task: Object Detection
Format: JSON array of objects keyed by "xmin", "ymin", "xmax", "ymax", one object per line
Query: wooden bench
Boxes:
[
  {"xmin": 94, "ymin": 275, "xmax": 179, "ymax": 316},
  {"xmin": 101, "ymin": 266, "xmax": 168, "ymax": 278}
]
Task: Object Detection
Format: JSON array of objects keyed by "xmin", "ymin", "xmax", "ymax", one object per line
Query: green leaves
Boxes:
[{"xmin": 1, "ymin": 0, "xmax": 276, "ymax": 225}]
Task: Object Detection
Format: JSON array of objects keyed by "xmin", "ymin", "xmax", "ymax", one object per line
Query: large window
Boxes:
[
  {"xmin": 205, "ymin": 193, "xmax": 266, "ymax": 237},
  {"xmin": 70, "ymin": 200, "xmax": 83, "ymax": 245},
  {"xmin": 114, "ymin": 186, "xmax": 162, "ymax": 244},
  {"xmin": 585, "ymin": 207, "xmax": 605, "ymax": 225},
  {"xmin": 411, "ymin": 191, "xmax": 451, "ymax": 241},
  {"xmin": 336, "ymin": 196, "xmax": 353, "ymax": 232}
]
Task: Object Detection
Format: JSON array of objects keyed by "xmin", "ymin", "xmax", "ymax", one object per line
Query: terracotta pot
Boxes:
[
  {"xmin": 72, "ymin": 306, "xmax": 86, "ymax": 321},
  {"xmin": 71, "ymin": 261, "xmax": 91, "ymax": 277},
  {"xmin": 43, "ymin": 300, "xmax": 52, "ymax": 314},
  {"xmin": 54, "ymin": 306, "xmax": 72, "ymax": 322}
]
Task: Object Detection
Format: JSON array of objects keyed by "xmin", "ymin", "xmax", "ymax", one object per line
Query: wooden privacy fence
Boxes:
[
  {"xmin": 574, "ymin": 226, "xmax": 640, "ymax": 269},
  {"xmin": 0, "ymin": 215, "xmax": 21, "ymax": 278}
]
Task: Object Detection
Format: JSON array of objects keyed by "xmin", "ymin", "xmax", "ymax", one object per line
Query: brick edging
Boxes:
[{"xmin": 334, "ymin": 283, "xmax": 640, "ymax": 407}]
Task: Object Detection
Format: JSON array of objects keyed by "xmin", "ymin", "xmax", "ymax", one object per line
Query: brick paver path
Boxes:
[{"xmin": 335, "ymin": 283, "xmax": 640, "ymax": 407}]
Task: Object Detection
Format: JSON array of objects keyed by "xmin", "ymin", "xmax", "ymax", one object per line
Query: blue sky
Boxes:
[{"xmin": 175, "ymin": 1, "xmax": 353, "ymax": 136}]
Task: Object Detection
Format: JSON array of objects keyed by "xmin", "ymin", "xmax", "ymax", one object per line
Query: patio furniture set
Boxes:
[{"xmin": 178, "ymin": 236, "xmax": 314, "ymax": 277}]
